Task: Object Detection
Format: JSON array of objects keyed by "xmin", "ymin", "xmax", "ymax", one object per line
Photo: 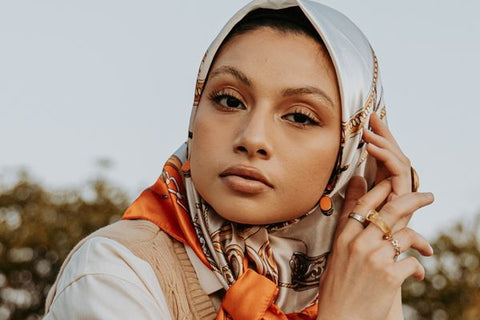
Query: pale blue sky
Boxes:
[{"xmin": 1, "ymin": 0, "xmax": 479, "ymax": 239}]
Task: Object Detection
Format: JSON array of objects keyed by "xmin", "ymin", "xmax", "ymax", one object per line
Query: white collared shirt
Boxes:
[{"xmin": 44, "ymin": 236, "xmax": 222, "ymax": 319}]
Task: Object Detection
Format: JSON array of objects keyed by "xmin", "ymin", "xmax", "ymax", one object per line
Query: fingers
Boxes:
[
  {"xmin": 394, "ymin": 228, "xmax": 434, "ymax": 256},
  {"xmin": 395, "ymin": 256, "xmax": 426, "ymax": 281},
  {"xmin": 366, "ymin": 144, "xmax": 411, "ymax": 197},
  {"xmin": 376, "ymin": 192, "xmax": 434, "ymax": 234},
  {"xmin": 364, "ymin": 192, "xmax": 434, "ymax": 239},
  {"xmin": 378, "ymin": 228, "xmax": 433, "ymax": 262},
  {"xmin": 341, "ymin": 179, "xmax": 392, "ymax": 240},
  {"xmin": 363, "ymin": 113, "xmax": 412, "ymax": 198},
  {"xmin": 365, "ymin": 229, "xmax": 430, "ymax": 284},
  {"xmin": 364, "ymin": 113, "xmax": 401, "ymax": 154},
  {"xmin": 344, "ymin": 190, "xmax": 433, "ymax": 245},
  {"xmin": 367, "ymin": 112, "xmax": 397, "ymax": 146},
  {"xmin": 365, "ymin": 143, "xmax": 409, "ymax": 178},
  {"xmin": 338, "ymin": 176, "xmax": 367, "ymax": 230}
]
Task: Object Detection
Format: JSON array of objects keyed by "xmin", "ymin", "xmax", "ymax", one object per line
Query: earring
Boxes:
[{"xmin": 320, "ymin": 184, "xmax": 334, "ymax": 216}]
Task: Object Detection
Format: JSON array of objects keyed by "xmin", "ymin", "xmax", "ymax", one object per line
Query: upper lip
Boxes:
[{"xmin": 219, "ymin": 165, "xmax": 273, "ymax": 188}]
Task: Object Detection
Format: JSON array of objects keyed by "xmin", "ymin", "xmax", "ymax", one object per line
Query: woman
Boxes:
[{"xmin": 44, "ymin": 0, "xmax": 433, "ymax": 319}]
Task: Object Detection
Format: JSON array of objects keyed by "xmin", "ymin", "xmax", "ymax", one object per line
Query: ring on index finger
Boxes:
[
  {"xmin": 366, "ymin": 210, "xmax": 392, "ymax": 240},
  {"xmin": 348, "ymin": 212, "xmax": 368, "ymax": 228}
]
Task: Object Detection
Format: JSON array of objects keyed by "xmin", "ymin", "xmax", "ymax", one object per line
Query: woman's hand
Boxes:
[
  {"xmin": 363, "ymin": 112, "xmax": 415, "ymax": 240},
  {"xmin": 316, "ymin": 178, "xmax": 434, "ymax": 320},
  {"xmin": 363, "ymin": 112, "xmax": 412, "ymax": 200}
]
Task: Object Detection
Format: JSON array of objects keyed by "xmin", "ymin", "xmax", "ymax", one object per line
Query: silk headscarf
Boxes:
[{"xmin": 124, "ymin": 0, "xmax": 386, "ymax": 317}]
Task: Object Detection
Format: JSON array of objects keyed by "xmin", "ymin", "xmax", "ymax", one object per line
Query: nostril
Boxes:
[{"xmin": 234, "ymin": 145, "xmax": 269, "ymax": 158}]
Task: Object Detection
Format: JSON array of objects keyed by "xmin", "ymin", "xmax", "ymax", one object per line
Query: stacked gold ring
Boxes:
[{"xmin": 366, "ymin": 210, "xmax": 392, "ymax": 240}]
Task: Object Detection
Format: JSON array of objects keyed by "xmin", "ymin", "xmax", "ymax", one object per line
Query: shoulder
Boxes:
[{"xmin": 45, "ymin": 235, "xmax": 172, "ymax": 319}]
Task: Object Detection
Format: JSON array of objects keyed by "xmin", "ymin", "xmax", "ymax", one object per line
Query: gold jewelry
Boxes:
[
  {"xmin": 348, "ymin": 212, "xmax": 368, "ymax": 228},
  {"xmin": 389, "ymin": 238, "xmax": 401, "ymax": 262},
  {"xmin": 411, "ymin": 166, "xmax": 419, "ymax": 192},
  {"xmin": 366, "ymin": 210, "xmax": 392, "ymax": 240}
]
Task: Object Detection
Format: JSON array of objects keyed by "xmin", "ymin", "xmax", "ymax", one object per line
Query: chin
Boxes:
[{"xmin": 212, "ymin": 203, "xmax": 301, "ymax": 225}]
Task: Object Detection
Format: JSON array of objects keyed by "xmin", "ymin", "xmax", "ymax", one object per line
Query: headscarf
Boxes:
[{"xmin": 124, "ymin": 0, "xmax": 386, "ymax": 318}]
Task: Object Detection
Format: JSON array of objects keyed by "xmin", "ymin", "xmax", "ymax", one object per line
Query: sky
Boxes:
[{"xmin": 1, "ymin": 0, "xmax": 479, "ymax": 239}]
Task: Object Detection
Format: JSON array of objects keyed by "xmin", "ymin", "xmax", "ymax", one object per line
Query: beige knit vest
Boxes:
[{"xmin": 45, "ymin": 220, "xmax": 217, "ymax": 320}]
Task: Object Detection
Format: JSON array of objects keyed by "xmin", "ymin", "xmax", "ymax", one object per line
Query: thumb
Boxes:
[{"xmin": 337, "ymin": 176, "xmax": 368, "ymax": 231}]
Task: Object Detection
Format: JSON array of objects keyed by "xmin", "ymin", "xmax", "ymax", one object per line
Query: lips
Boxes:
[{"xmin": 219, "ymin": 165, "xmax": 273, "ymax": 193}]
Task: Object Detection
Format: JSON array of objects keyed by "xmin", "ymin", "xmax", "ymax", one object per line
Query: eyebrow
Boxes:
[
  {"xmin": 209, "ymin": 65, "xmax": 334, "ymax": 109},
  {"xmin": 282, "ymin": 86, "xmax": 334, "ymax": 109},
  {"xmin": 209, "ymin": 65, "xmax": 251, "ymax": 87}
]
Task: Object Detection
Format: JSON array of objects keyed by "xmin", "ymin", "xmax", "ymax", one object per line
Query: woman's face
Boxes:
[{"xmin": 190, "ymin": 27, "xmax": 341, "ymax": 224}]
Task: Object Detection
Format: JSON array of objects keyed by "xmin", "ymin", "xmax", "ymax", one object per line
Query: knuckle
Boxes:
[
  {"xmin": 411, "ymin": 256, "xmax": 423, "ymax": 268},
  {"xmin": 354, "ymin": 197, "xmax": 368, "ymax": 209},
  {"xmin": 407, "ymin": 256, "xmax": 424, "ymax": 271},
  {"xmin": 347, "ymin": 238, "xmax": 364, "ymax": 256},
  {"xmin": 366, "ymin": 251, "xmax": 379, "ymax": 267},
  {"xmin": 335, "ymin": 233, "xmax": 349, "ymax": 250},
  {"xmin": 366, "ymin": 250, "xmax": 384, "ymax": 270},
  {"xmin": 403, "ymin": 228, "xmax": 416, "ymax": 241},
  {"xmin": 405, "ymin": 256, "xmax": 417, "ymax": 264},
  {"xmin": 383, "ymin": 265, "xmax": 401, "ymax": 286},
  {"xmin": 381, "ymin": 202, "xmax": 399, "ymax": 216}
]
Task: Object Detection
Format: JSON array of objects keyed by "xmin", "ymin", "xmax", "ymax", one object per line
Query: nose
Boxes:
[{"xmin": 233, "ymin": 111, "xmax": 272, "ymax": 160}]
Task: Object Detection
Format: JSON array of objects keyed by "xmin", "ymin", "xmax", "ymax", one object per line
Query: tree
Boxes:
[
  {"xmin": 0, "ymin": 172, "xmax": 128, "ymax": 320},
  {"xmin": 403, "ymin": 216, "xmax": 480, "ymax": 319}
]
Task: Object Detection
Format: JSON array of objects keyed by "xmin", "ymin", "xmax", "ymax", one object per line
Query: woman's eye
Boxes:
[
  {"xmin": 212, "ymin": 94, "xmax": 245, "ymax": 109},
  {"xmin": 284, "ymin": 112, "xmax": 319, "ymax": 126}
]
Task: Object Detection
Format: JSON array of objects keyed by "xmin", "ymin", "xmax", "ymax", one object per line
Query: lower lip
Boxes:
[{"xmin": 221, "ymin": 175, "xmax": 271, "ymax": 194}]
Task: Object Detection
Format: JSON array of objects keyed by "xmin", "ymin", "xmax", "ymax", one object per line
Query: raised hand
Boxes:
[{"xmin": 316, "ymin": 177, "xmax": 434, "ymax": 320}]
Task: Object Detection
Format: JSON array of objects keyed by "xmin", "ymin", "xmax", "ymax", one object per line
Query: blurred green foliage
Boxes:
[
  {"xmin": 0, "ymin": 172, "xmax": 128, "ymax": 320},
  {"xmin": 0, "ymin": 173, "xmax": 479, "ymax": 319},
  {"xmin": 402, "ymin": 218, "xmax": 480, "ymax": 320}
]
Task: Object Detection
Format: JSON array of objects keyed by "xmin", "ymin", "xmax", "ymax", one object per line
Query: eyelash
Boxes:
[
  {"xmin": 208, "ymin": 90, "xmax": 245, "ymax": 110},
  {"xmin": 283, "ymin": 109, "xmax": 320, "ymax": 127},
  {"xmin": 208, "ymin": 90, "xmax": 321, "ymax": 127}
]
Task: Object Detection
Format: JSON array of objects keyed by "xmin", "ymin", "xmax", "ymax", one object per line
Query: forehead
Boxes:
[
  {"xmin": 215, "ymin": 27, "xmax": 330, "ymax": 68},
  {"xmin": 207, "ymin": 27, "xmax": 340, "ymax": 104}
]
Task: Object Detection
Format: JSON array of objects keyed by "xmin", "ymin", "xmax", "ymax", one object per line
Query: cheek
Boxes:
[
  {"xmin": 190, "ymin": 108, "xmax": 219, "ymax": 156},
  {"xmin": 286, "ymin": 137, "xmax": 340, "ymax": 191},
  {"xmin": 189, "ymin": 106, "xmax": 228, "ymax": 185}
]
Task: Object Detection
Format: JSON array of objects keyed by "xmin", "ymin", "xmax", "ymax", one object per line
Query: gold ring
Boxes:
[
  {"xmin": 366, "ymin": 210, "xmax": 392, "ymax": 240},
  {"xmin": 390, "ymin": 238, "xmax": 401, "ymax": 262},
  {"xmin": 411, "ymin": 166, "xmax": 419, "ymax": 192},
  {"xmin": 348, "ymin": 212, "xmax": 368, "ymax": 228}
]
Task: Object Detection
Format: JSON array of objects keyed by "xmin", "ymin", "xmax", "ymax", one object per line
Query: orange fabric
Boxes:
[
  {"xmin": 215, "ymin": 269, "xmax": 317, "ymax": 320},
  {"xmin": 123, "ymin": 159, "xmax": 209, "ymax": 267},
  {"xmin": 122, "ymin": 160, "xmax": 318, "ymax": 319},
  {"xmin": 218, "ymin": 269, "xmax": 280, "ymax": 320}
]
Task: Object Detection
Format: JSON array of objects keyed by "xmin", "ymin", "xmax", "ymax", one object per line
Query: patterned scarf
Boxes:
[{"xmin": 124, "ymin": 0, "xmax": 386, "ymax": 318}]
